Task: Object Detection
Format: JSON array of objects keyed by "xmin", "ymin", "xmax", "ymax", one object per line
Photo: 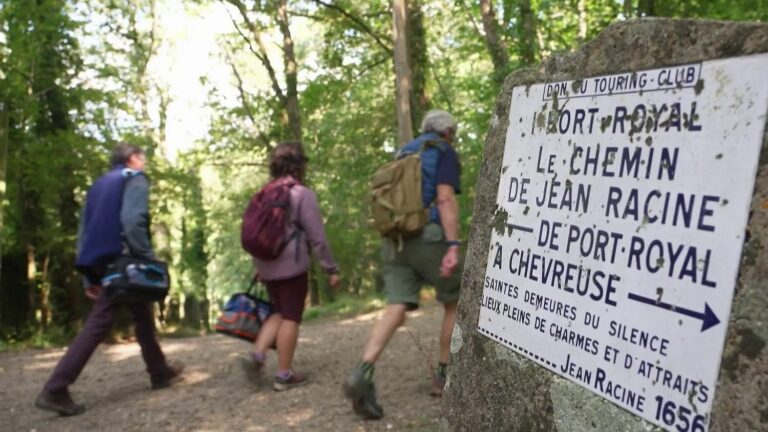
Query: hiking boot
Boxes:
[
  {"xmin": 35, "ymin": 390, "xmax": 86, "ymax": 417},
  {"xmin": 151, "ymin": 360, "xmax": 185, "ymax": 390},
  {"xmin": 343, "ymin": 365, "xmax": 384, "ymax": 420},
  {"xmin": 240, "ymin": 353, "xmax": 265, "ymax": 385},
  {"xmin": 273, "ymin": 370, "xmax": 307, "ymax": 391},
  {"xmin": 431, "ymin": 371, "xmax": 446, "ymax": 397},
  {"xmin": 351, "ymin": 382, "xmax": 384, "ymax": 420}
]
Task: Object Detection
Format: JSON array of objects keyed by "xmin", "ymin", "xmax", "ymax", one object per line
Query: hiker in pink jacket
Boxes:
[{"xmin": 242, "ymin": 141, "xmax": 340, "ymax": 391}]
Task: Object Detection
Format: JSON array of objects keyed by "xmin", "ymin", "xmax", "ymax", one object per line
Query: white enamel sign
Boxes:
[{"xmin": 478, "ymin": 53, "xmax": 768, "ymax": 432}]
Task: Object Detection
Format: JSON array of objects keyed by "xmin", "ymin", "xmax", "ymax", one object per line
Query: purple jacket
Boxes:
[{"xmin": 254, "ymin": 177, "xmax": 339, "ymax": 281}]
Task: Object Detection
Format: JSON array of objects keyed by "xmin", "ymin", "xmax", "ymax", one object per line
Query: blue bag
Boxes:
[
  {"xmin": 215, "ymin": 276, "xmax": 271, "ymax": 342},
  {"xmin": 101, "ymin": 256, "xmax": 170, "ymax": 304}
]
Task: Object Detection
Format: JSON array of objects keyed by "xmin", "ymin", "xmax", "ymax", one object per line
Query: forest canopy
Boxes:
[{"xmin": 1, "ymin": 0, "xmax": 765, "ymax": 346}]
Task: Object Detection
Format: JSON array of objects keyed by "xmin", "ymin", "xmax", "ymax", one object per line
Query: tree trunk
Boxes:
[
  {"xmin": 52, "ymin": 158, "xmax": 83, "ymax": 330},
  {"xmin": 40, "ymin": 253, "xmax": 51, "ymax": 329},
  {"xmin": 407, "ymin": 0, "xmax": 429, "ymax": 129},
  {"xmin": 0, "ymin": 107, "xmax": 7, "ymax": 290},
  {"xmin": 637, "ymin": 0, "xmax": 656, "ymax": 16},
  {"xmin": 165, "ymin": 293, "xmax": 182, "ymax": 325},
  {"xmin": 479, "ymin": 0, "xmax": 510, "ymax": 85},
  {"xmin": 17, "ymin": 148, "xmax": 44, "ymax": 328},
  {"xmin": 518, "ymin": 0, "xmax": 538, "ymax": 66},
  {"xmin": 200, "ymin": 297, "xmax": 210, "ymax": 331},
  {"xmin": 578, "ymin": 0, "xmax": 588, "ymax": 42},
  {"xmin": 226, "ymin": 0, "xmax": 302, "ymax": 141},
  {"xmin": 26, "ymin": 244, "xmax": 38, "ymax": 325},
  {"xmin": 183, "ymin": 294, "xmax": 201, "ymax": 330},
  {"xmin": 392, "ymin": 0, "xmax": 414, "ymax": 145},
  {"xmin": 1, "ymin": 254, "xmax": 29, "ymax": 330},
  {"xmin": 277, "ymin": 0, "xmax": 302, "ymax": 140},
  {"xmin": 623, "ymin": 0, "xmax": 633, "ymax": 18}
]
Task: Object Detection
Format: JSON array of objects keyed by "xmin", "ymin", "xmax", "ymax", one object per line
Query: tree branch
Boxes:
[
  {"xmin": 351, "ymin": 54, "xmax": 389, "ymax": 82},
  {"xmin": 224, "ymin": 53, "xmax": 272, "ymax": 149},
  {"xmin": 288, "ymin": 11, "xmax": 324, "ymax": 21},
  {"xmin": 458, "ymin": 0, "xmax": 484, "ymax": 38},
  {"xmin": 205, "ymin": 161, "xmax": 267, "ymax": 167},
  {"xmin": 223, "ymin": 44, "xmax": 257, "ymax": 126},
  {"xmin": 222, "ymin": 0, "xmax": 286, "ymax": 103},
  {"xmin": 309, "ymin": 0, "xmax": 393, "ymax": 55},
  {"xmin": 277, "ymin": 0, "xmax": 302, "ymax": 140}
]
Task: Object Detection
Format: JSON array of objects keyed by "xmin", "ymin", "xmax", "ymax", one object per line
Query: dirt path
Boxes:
[{"xmin": 1, "ymin": 303, "xmax": 446, "ymax": 431}]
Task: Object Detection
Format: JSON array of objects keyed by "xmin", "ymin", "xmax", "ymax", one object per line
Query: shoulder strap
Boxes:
[{"xmin": 419, "ymin": 139, "xmax": 448, "ymax": 153}]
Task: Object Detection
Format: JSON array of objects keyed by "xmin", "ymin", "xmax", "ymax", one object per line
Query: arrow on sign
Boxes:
[{"xmin": 627, "ymin": 292, "xmax": 720, "ymax": 332}]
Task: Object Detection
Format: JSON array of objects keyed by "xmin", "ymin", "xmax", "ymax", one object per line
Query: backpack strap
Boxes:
[
  {"xmin": 271, "ymin": 180, "xmax": 303, "ymax": 261},
  {"xmin": 395, "ymin": 137, "xmax": 448, "ymax": 159},
  {"xmin": 419, "ymin": 138, "xmax": 449, "ymax": 153}
]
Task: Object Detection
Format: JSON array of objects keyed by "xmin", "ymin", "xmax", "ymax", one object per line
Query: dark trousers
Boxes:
[{"xmin": 43, "ymin": 291, "xmax": 168, "ymax": 395}]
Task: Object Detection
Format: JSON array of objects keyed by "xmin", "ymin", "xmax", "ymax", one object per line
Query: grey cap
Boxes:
[{"xmin": 421, "ymin": 110, "xmax": 457, "ymax": 134}]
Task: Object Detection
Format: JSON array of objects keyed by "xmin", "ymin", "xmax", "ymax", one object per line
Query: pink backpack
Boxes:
[{"xmin": 241, "ymin": 179, "xmax": 298, "ymax": 260}]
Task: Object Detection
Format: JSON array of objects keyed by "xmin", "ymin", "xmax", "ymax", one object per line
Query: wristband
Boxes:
[{"xmin": 446, "ymin": 240, "xmax": 461, "ymax": 248}]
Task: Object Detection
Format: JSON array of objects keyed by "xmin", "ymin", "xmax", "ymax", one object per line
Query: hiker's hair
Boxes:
[
  {"xmin": 421, "ymin": 110, "xmax": 457, "ymax": 135},
  {"xmin": 269, "ymin": 141, "xmax": 308, "ymax": 181},
  {"xmin": 111, "ymin": 142, "xmax": 145, "ymax": 166}
]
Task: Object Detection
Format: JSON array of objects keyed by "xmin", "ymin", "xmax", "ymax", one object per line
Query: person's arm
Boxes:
[
  {"xmin": 436, "ymin": 184, "xmax": 460, "ymax": 277},
  {"xmin": 433, "ymin": 144, "xmax": 462, "ymax": 277},
  {"xmin": 297, "ymin": 188, "xmax": 340, "ymax": 278},
  {"xmin": 121, "ymin": 175, "xmax": 154, "ymax": 259}
]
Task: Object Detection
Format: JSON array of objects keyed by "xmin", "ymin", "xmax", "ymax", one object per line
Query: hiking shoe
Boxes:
[
  {"xmin": 343, "ymin": 365, "xmax": 384, "ymax": 420},
  {"xmin": 240, "ymin": 353, "xmax": 265, "ymax": 385},
  {"xmin": 431, "ymin": 371, "xmax": 446, "ymax": 397},
  {"xmin": 342, "ymin": 364, "xmax": 369, "ymax": 400},
  {"xmin": 151, "ymin": 360, "xmax": 185, "ymax": 390},
  {"xmin": 273, "ymin": 370, "xmax": 307, "ymax": 391},
  {"xmin": 35, "ymin": 390, "xmax": 86, "ymax": 417}
]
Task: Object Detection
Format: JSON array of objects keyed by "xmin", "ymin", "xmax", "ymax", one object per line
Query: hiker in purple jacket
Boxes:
[{"xmin": 241, "ymin": 141, "xmax": 340, "ymax": 391}]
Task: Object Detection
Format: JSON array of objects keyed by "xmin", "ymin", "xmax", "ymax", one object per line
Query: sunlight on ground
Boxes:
[
  {"xmin": 23, "ymin": 360, "xmax": 58, "ymax": 371},
  {"xmin": 102, "ymin": 339, "xmax": 197, "ymax": 363},
  {"xmin": 33, "ymin": 351, "xmax": 66, "ymax": 361},
  {"xmin": 103, "ymin": 344, "xmax": 141, "ymax": 362},
  {"xmin": 339, "ymin": 309, "xmax": 384, "ymax": 325},
  {"xmin": 151, "ymin": 341, "xmax": 198, "ymax": 355},
  {"xmin": 297, "ymin": 336, "xmax": 315, "ymax": 345},
  {"xmin": 200, "ymin": 429, "xmax": 266, "ymax": 432},
  {"xmin": 178, "ymin": 370, "xmax": 212, "ymax": 386},
  {"xmin": 285, "ymin": 408, "xmax": 315, "ymax": 427},
  {"xmin": 338, "ymin": 304, "xmax": 428, "ymax": 326}
]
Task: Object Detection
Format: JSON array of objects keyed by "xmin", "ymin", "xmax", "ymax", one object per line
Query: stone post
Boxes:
[{"xmin": 443, "ymin": 19, "xmax": 768, "ymax": 432}]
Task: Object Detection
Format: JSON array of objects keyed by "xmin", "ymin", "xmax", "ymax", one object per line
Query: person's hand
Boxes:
[
  {"xmin": 328, "ymin": 273, "xmax": 341, "ymax": 290},
  {"xmin": 440, "ymin": 247, "xmax": 460, "ymax": 278},
  {"xmin": 85, "ymin": 285, "xmax": 102, "ymax": 300}
]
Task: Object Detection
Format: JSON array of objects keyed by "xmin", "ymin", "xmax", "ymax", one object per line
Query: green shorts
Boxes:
[{"xmin": 382, "ymin": 223, "xmax": 463, "ymax": 310}]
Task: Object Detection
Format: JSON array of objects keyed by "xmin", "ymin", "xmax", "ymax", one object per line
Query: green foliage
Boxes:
[
  {"xmin": 0, "ymin": 324, "xmax": 75, "ymax": 351},
  {"xmin": 303, "ymin": 293, "xmax": 386, "ymax": 322},
  {"xmin": 0, "ymin": 0, "xmax": 765, "ymax": 344}
]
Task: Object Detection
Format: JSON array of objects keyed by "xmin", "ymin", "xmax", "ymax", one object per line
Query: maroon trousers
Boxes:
[{"xmin": 43, "ymin": 291, "xmax": 168, "ymax": 395}]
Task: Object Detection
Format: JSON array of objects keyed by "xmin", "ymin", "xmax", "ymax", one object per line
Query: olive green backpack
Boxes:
[{"xmin": 370, "ymin": 141, "xmax": 444, "ymax": 243}]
